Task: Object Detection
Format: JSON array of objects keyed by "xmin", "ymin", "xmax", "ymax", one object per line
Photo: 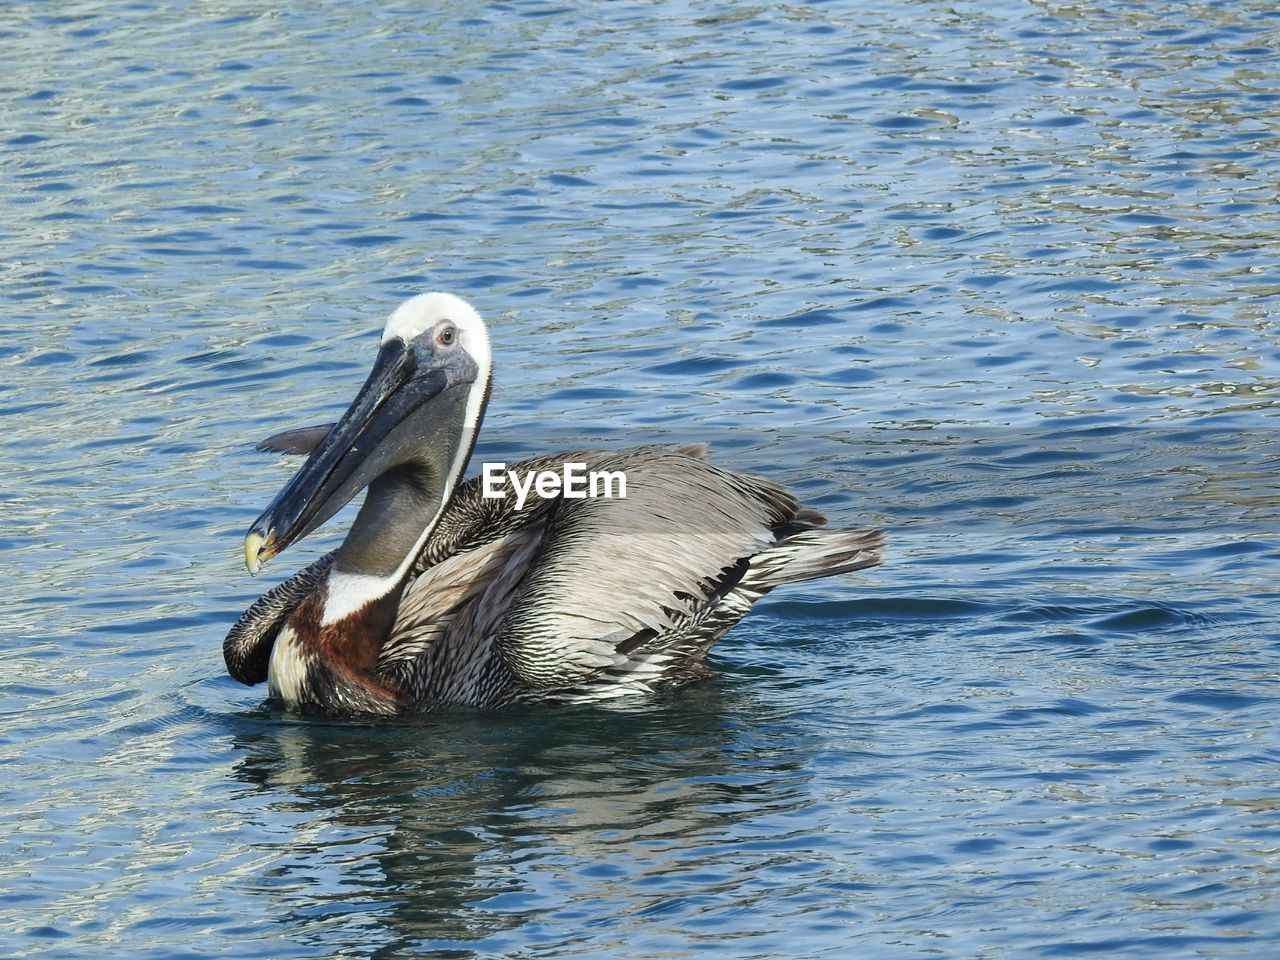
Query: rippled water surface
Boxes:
[{"xmin": 4, "ymin": 1, "xmax": 1279, "ymax": 957}]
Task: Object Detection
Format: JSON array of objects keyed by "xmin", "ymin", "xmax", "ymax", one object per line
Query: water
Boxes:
[{"xmin": 3, "ymin": 1, "xmax": 1279, "ymax": 956}]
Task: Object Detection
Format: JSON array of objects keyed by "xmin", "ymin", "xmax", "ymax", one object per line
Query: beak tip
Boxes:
[{"xmin": 244, "ymin": 531, "xmax": 268, "ymax": 576}]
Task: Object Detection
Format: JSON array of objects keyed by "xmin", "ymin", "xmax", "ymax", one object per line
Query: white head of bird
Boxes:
[
  {"xmin": 243, "ymin": 292, "xmax": 494, "ymax": 594},
  {"xmin": 381, "ymin": 291, "xmax": 492, "ymax": 366}
]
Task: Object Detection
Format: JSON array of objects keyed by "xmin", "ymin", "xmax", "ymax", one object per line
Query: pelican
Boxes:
[{"xmin": 224, "ymin": 293, "xmax": 884, "ymax": 716}]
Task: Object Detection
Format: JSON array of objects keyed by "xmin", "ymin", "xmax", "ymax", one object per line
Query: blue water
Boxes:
[{"xmin": 3, "ymin": 1, "xmax": 1279, "ymax": 957}]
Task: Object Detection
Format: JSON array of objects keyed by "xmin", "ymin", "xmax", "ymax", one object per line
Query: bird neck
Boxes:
[
  {"xmin": 274, "ymin": 574, "xmax": 404, "ymax": 710},
  {"xmin": 321, "ymin": 373, "xmax": 489, "ymax": 627},
  {"xmin": 274, "ymin": 466, "xmax": 436, "ymax": 714},
  {"xmin": 323, "ymin": 464, "xmax": 444, "ymax": 625}
]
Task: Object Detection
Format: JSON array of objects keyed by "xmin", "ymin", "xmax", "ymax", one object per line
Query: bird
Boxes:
[{"xmin": 223, "ymin": 293, "xmax": 884, "ymax": 716}]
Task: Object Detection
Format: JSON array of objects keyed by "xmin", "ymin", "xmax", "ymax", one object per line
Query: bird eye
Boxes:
[{"xmin": 437, "ymin": 324, "xmax": 457, "ymax": 346}]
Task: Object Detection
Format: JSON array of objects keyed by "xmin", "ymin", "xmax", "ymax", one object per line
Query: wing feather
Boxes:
[
  {"xmin": 481, "ymin": 448, "xmax": 797, "ymax": 688},
  {"xmin": 380, "ymin": 445, "xmax": 802, "ymax": 703}
]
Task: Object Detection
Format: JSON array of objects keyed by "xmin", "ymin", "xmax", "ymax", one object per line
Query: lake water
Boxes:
[{"xmin": 3, "ymin": 1, "xmax": 1279, "ymax": 957}]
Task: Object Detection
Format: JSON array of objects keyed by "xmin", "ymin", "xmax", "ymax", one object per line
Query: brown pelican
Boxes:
[{"xmin": 224, "ymin": 293, "xmax": 884, "ymax": 716}]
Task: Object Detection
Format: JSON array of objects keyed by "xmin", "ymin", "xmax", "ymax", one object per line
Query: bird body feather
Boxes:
[{"xmin": 226, "ymin": 445, "xmax": 883, "ymax": 713}]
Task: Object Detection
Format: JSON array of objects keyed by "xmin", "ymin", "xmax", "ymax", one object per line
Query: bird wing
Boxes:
[
  {"xmin": 255, "ymin": 422, "xmax": 336, "ymax": 455},
  {"xmin": 379, "ymin": 446, "xmax": 799, "ymax": 700}
]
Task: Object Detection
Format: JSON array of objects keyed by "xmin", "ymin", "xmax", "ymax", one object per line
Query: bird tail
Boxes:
[{"xmin": 745, "ymin": 526, "xmax": 884, "ymax": 593}]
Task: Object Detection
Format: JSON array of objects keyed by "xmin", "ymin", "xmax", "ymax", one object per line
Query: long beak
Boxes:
[{"xmin": 243, "ymin": 339, "xmax": 450, "ymax": 574}]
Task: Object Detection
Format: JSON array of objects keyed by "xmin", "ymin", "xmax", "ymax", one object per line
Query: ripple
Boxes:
[
  {"xmin": 1090, "ymin": 605, "xmax": 1198, "ymax": 633},
  {"xmin": 1168, "ymin": 688, "xmax": 1266, "ymax": 711}
]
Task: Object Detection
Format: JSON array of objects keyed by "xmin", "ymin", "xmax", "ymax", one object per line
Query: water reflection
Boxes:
[{"xmin": 228, "ymin": 687, "xmax": 814, "ymax": 953}]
